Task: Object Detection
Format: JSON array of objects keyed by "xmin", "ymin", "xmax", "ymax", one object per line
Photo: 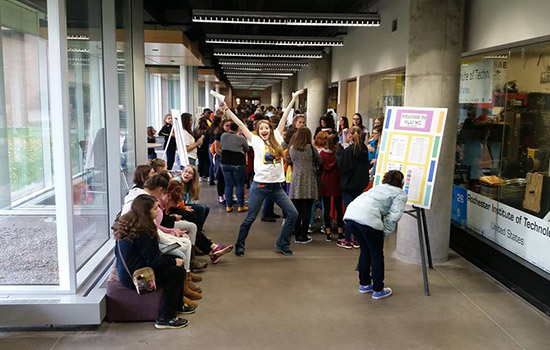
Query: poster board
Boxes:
[
  {"xmin": 161, "ymin": 109, "xmax": 189, "ymax": 167},
  {"xmin": 374, "ymin": 106, "xmax": 448, "ymax": 209}
]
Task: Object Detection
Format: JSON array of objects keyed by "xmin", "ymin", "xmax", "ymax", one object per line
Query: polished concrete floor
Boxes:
[{"xmin": 1, "ymin": 184, "xmax": 550, "ymax": 349}]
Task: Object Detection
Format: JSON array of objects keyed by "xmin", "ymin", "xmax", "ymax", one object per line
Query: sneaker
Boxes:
[
  {"xmin": 238, "ymin": 206, "xmax": 248, "ymax": 212},
  {"xmin": 155, "ymin": 317, "xmax": 188, "ymax": 329},
  {"xmin": 358, "ymin": 284, "xmax": 374, "ymax": 294},
  {"xmin": 261, "ymin": 216, "xmax": 276, "ymax": 222},
  {"xmin": 235, "ymin": 248, "xmax": 245, "ymax": 257},
  {"xmin": 271, "ymin": 213, "xmax": 281, "ymax": 219},
  {"xmin": 372, "ymin": 287, "xmax": 393, "ymax": 300},
  {"xmin": 326, "ymin": 233, "xmax": 333, "ymax": 242},
  {"xmin": 211, "ymin": 243, "xmax": 234, "ymax": 257},
  {"xmin": 274, "ymin": 244, "xmax": 293, "ymax": 256},
  {"xmin": 177, "ymin": 304, "xmax": 197, "ymax": 315},
  {"xmin": 294, "ymin": 235, "xmax": 313, "ymax": 244},
  {"xmin": 308, "ymin": 225, "xmax": 313, "ymax": 234},
  {"xmin": 320, "ymin": 226, "xmax": 326, "ymax": 234},
  {"xmin": 336, "ymin": 239, "xmax": 353, "ymax": 249},
  {"xmin": 351, "ymin": 240, "xmax": 360, "ymax": 249}
]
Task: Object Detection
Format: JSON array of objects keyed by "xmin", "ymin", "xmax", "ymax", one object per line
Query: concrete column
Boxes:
[
  {"xmin": 180, "ymin": 65, "xmax": 188, "ymax": 113},
  {"xmin": 396, "ymin": 0, "xmax": 464, "ymax": 264},
  {"xmin": 281, "ymin": 74, "xmax": 296, "ymax": 108},
  {"xmin": 204, "ymin": 79, "xmax": 212, "ymax": 110},
  {"xmin": 271, "ymin": 82, "xmax": 281, "ymax": 107},
  {"xmin": 305, "ymin": 55, "xmax": 330, "ymax": 131},
  {"xmin": 131, "ymin": 0, "xmax": 147, "ymax": 164}
]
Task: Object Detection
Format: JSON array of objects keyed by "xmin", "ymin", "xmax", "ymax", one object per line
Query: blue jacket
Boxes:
[{"xmin": 343, "ymin": 183, "xmax": 408, "ymax": 236}]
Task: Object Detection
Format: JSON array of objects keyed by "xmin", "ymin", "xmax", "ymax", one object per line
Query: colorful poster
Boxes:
[{"xmin": 374, "ymin": 106, "xmax": 447, "ymax": 209}]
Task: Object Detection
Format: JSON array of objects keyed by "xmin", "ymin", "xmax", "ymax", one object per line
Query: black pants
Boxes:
[
  {"xmin": 322, "ymin": 195, "xmax": 344, "ymax": 230},
  {"xmin": 345, "ymin": 219, "xmax": 385, "ymax": 292},
  {"xmin": 292, "ymin": 198, "xmax": 314, "ymax": 239},
  {"xmin": 165, "ymin": 144, "xmax": 176, "ymax": 171},
  {"xmin": 216, "ymin": 167, "xmax": 226, "ymax": 197},
  {"xmin": 155, "ymin": 265, "xmax": 186, "ymax": 319},
  {"xmin": 197, "ymin": 146, "xmax": 210, "ymax": 178}
]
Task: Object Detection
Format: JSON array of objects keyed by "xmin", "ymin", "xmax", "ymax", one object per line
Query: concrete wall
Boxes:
[
  {"xmin": 464, "ymin": 0, "xmax": 550, "ymax": 54},
  {"xmin": 232, "ymin": 88, "xmax": 271, "ymax": 106},
  {"xmin": 330, "ymin": 0, "xmax": 409, "ymax": 83}
]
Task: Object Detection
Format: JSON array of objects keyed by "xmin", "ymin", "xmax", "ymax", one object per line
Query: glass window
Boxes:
[
  {"xmin": 367, "ymin": 70, "xmax": 405, "ymax": 123},
  {"xmin": 454, "ymin": 42, "xmax": 550, "ymax": 274},
  {"xmin": 116, "ymin": 0, "xmax": 135, "ymax": 195},
  {"xmin": 0, "ymin": 0, "xmax": 59, "ymax": 285},
  {"xmin": 66, "ymin": 0, "xmax": 110, "ymax": 269}
]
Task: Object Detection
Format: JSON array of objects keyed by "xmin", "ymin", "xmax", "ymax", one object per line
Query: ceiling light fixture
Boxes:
[
  {"xmin": 225, "ymin": 72, "xmax": 293, "ymax": 77},
  {"xmin": 67, "ymin": 34, "xmax": 89, "ymax": 41},
  {"xmin": 221, "ymin": 66, "xmax": 302, "ymax": 72},
  {"xmin": 206, "ymin": 34, "xmax": 343, "ymax": 47},
  {"xmin": 213, "ymin": 49, "xmax": 322, "ymax": 59},
  {"xmin": 219, "ymin": 59, "xmax": 309, "ymax": 67},
  {"xmin": 193, "ymin": 10, "xmax": 380, "ymax": 27}
]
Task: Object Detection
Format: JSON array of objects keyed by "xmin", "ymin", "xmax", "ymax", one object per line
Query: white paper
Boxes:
[
  {"xmin": 408, "ymin": 136, "xmax": 430, "ymax": 164},
  {"xmin": 405, "ymin": 165, "xmax": 424, "ymax": 202},
  {"xmin": 388, "ymin": 134, "xmax": 408, "ymax": 162},
  {"xmin": 210, "ymin": 90, "xmax": 225, "ymax": 102},
  {"xmin": 387, "ymin": 162, "xmax": 403, "ymax": 172}
]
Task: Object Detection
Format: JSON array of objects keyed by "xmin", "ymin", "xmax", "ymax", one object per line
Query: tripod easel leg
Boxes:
[
  {"xmin": 420, "ymin": 209, "xmax": 434, "ymax": 269},
  {"xmin": 416, "ymin": 207, "xmax": 431, "ymax": 296}
]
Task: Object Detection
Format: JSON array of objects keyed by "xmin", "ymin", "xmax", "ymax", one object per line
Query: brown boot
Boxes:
[
  {"xmin": 184, "ymin": 274, "xmax": 202, "ymax": 300},
  {"xmin": 188, "ymin": 279, "xmax": 202, "ymax": 293},
  {"xmin": 191, "ymin": 260, "xmax": 208, "ymax": 271},
  {"xmin": 184, "ymin": 296, "xmax": 198, "ymax": 308},
  {"xmin": 189, "ymin": 272, "xmax": 202, "ymax": 282}
]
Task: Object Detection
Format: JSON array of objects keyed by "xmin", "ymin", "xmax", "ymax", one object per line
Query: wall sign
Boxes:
[
  {"xmin": 452, "ymin": 185, "xmax": 550, "ymax": 274},
  {"xmin": 459, "ymin": 60, "xmax": 494, "ymax": 103},
  {"xmin": 374, "ymin": 106, "xmax": 448, "ymax": 209}
]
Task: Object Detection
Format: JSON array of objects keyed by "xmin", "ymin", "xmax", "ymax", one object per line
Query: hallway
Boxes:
[{"xmin": 0, "ymin": 183, "xmax": 548, "ymax": 349}]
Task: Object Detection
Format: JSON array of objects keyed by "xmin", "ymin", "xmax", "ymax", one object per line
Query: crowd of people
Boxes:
[{"xmin": 116, "ymin": 90, "xmax": 406, "ymax": 329}]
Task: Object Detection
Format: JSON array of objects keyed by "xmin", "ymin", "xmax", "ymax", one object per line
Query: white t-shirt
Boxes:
[
  {"xmin": 250, "ymin": 130, "xmax": 285, "ymax": 183},
  {"xmin": 183, "ymin": 130, "xmax": 197, "ymax": 160}
]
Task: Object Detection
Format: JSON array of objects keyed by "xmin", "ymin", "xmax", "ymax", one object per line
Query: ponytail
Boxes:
[{"xmin": 350, "ymin": 126, "xmax": 363, "ymax": 153}]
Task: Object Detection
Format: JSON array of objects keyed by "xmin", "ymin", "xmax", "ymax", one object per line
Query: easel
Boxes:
[
  {"xmin": 403, "ymin": 205, "xmax": 433, "ymax": 296},
  {"xmin": 162, "ymin": 110, "xmax": 189, "ymax": 169}
]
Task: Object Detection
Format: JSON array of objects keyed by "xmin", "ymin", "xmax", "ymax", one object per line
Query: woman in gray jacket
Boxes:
[{"xmin": 343, "ymin": 170, "xmax": 407, "ymax": 300}]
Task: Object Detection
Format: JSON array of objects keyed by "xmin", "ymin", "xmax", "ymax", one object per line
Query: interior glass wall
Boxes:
[
  {"xmin": 367, "ymin": 70, "xmax": 405, "ymax": 122},
  {"xmin": 145, "ymin": 68, "xmax": 180, "ymax": 130},
  {"xmin": 0, "ymin": 0, "xmax": 58, "ymax": 285},
  {"xmin": 453, "ymin": 41, "xmax": 550, "ymax": 275},
  {"xmin": 66, "ymin": 0, "xmax": 110, "ymax": 268},
  {"xmin": 116, "ymin": 0, "xmax": 135, "ymax": 195}
]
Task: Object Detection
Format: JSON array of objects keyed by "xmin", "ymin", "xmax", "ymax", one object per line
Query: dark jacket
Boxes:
[
  {"xmin": 115, "ymin": 232, "xmax": 175, "ymax": 289},
  {"xmin": 337, "ymin": 144, "xmax": 371, "ymax": 193},
  {"xmin": 158, "ymin": 124, "xmax": 176, "ymax": 151}
]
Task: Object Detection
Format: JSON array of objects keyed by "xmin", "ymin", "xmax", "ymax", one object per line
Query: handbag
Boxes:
[{"xmin": 117, "ymin": 240, "xmax": 157, "ymax": 295}]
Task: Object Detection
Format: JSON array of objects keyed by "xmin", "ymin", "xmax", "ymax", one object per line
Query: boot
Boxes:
[
  {"xmin": 188, "ymin": 279, "xmax": 202, "ymax": 293},
  {"xmin": 184, "ymin": 274, "xmax": 202, "ymax": 300},
  {"xmin": 184, "ymin": 296, "xmax": 198, "ymax": 308},
  {"xmin": 190, "ymin": 248, "xmax": 208, "ymax": 271},
  {"xmin": 189, "ymin": 272, "xmax": 202, "ymax": 282}
]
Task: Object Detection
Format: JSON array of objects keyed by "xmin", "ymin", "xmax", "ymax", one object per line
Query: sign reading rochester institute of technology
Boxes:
[
  {"xmin": 374, "ymin": 106, "xmax": 448, "ymax": 209},
  {"xmin": 452, "ymin": 186, "xmax": 550, "ymax": 274}
]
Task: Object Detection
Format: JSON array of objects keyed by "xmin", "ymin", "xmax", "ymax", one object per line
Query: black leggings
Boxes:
[
  {"xmin": 322, "ymin": 195, "xmax": 344, "ymax": 230},
  {"xmin": 292, "ymin": 198, "xmax": 314, "ymax": 239},
  {"xmin": 216, "ymin": 167, "xmax": 226, "ymax": 197},
  {"xmin": 155, "ymin": 265, "xmax": 185, "ymax": 319}
]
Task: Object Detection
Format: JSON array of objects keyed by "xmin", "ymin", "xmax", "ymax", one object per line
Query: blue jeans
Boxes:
[
  {"xmin": 221, "ymin": 164, "xmax": 246, "ymax": 207},
  {"xmin": 343, "ymin": 190, "xmax": 363, "ymax": 241},
  {"xmin": 236, "ymin": 181, "xmax": 298, "ymax": 251},
  {"xmin": 345, "ymin": 220, "xmax": 385, "ymax": 292},
  {"xmin": 190, "ymin": 203, "xmax": 210, "ymax": 233}
]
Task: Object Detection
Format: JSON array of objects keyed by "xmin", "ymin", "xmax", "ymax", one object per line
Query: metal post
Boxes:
[
  {"xmin": 420, "ymin": 208, "xmax": 434, "ymax": 269},
  {"xmin": 415, "ymin": 207, "xmax": 430, "ymax": 296}
]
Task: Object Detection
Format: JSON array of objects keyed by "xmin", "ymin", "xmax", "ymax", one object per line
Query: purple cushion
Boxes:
[{"xmin": 105, "ymin": 269, "xmax": 164, "ymax": 322}]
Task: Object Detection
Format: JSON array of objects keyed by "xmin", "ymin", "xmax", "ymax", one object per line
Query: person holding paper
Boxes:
[
  {"xmin": 158, "ymin": 114, "xmax": 176, "ymax": 170},
  {"xmin": 220, "ymin": 90, "xmax": 304, "ymax": 256},
  {"xmin": 344, "ymin": 170, "xmax": 407, "ymax": 300}
]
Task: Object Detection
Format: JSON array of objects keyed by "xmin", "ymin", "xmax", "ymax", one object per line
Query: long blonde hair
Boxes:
[
  {"xmin": 182, "ymin": 165, "xmax": 200, "ymax": 201},
  {"xmin": 255, "ymin": 120, "xmax": 283, "ymax": 161}
]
